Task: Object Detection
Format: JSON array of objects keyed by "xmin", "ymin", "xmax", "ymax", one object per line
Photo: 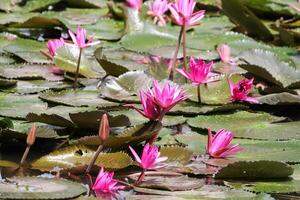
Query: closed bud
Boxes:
[
  {"xmin": 26, "ymin": 123, "xmax": 37, "ymax": 146},
  {"xmin": 98, "ymin": 114, "xmax": 109, "ymax": 142}
]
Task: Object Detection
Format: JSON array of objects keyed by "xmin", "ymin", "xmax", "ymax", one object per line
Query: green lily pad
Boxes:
[
  {"xmin": 0, "ymin": 78, "xmax": 17, "ymax": 88},
  {"xmin": 214, "ymin": 160, "xmax": 293, "ymax": 179},
  {"xmin": 31, "ymin": 145, "xmax": 132, "ymax": 171},
  {"xmin": 39, "ymin": 89, "xmax": 118, "ymax": 108},
  {"xmin": 0, "ymin": 160, "xmax": 18, "ymax": 168},
  {"xmin": 0, "ymin": 177, "xmax": 87, "ymax": 199},
  {"xmin": 239, "ymin": 49, "xmax": 300, "ymax": 88},
  {"xmin": 0, "ymin": 93, "xmax": 48, "ymax": 119},
  {"xmin": 187, "ymin": 111, "xmax": 300, "ymax": 140},
  {"xmin": 160, "ymin": 146, "xmax": 193, "ymax": 165},
  {"xmin": 53, "ymin": 45, "xmax": 104, "ymax": 78},
  {"xmin": 258, "ymin": 92, "xmax": 300, "ymax": 105},
  {"xmin": 2, "ymin": 80, "xmax": 71, "ymax": 94},
  {"xmin": 0, "ymin": 64, "xmax": 64, "ymax": 81}
]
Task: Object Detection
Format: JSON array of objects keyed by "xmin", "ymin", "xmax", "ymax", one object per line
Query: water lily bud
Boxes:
[
  {"xmin": 26, "ymin": 123, "xmax": 37, "ymax": 146},
  {"xmin": 98, "ymin": 114, "xmax": 109, "ymax": 142}
]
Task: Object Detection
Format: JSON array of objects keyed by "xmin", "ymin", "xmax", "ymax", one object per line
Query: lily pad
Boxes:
[
  {"xmin": 160, "ymin": 146, "xmax": 193, "ymax": 165},
  {"xmin": 258, "ymin": 92, "xmax": 300, "ymax": 105},
  {"xmin": 31, "ymin": 145, "xmax": 133, "ymax": 171},
  {"xmin": 214, "ymin": 160, "xmax": 293, "ymax": 179},
  {"xmin": 0, "ymin": 177, "xmax": 86, "ymax": 199},
  {"xmin": 39, "ymin": 89, "xmax": 118, "ymax": 108}
]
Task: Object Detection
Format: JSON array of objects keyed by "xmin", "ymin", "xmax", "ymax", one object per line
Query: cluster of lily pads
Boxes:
[{"xmin": 0, "ymin": 0, "xmax": 300, "ymax": 199}]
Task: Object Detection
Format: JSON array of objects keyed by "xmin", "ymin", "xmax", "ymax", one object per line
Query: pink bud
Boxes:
[
  {"xmin": 98, "ymin": 114, "xmax": 109, "ymax": 142},
  {"xmin": 26, "ymin": 123, "xmax": 37, "ymax": 146}
]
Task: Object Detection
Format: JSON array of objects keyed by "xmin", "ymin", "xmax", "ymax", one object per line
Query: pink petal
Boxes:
[{"xmin": 129, "ymin": 146, "xmax": 142, "ymax": 164}]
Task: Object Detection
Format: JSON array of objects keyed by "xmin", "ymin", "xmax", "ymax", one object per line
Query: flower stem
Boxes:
[
  {"xmin": 86, "ymin": 144, "xmax": 104, "ymax": 174},
  {"xmin": 182, "ymin": 24, "xmax": 187, "ymax": 71},
  {"xmin": 73, "ymin": 48, "xmax": 83, "ymax": 90},
  {"xmin": 136, "ymin": 169, "xmax": 145, "ymax": 184},
  {"xmin": 197, "ymin": 85, "xmax": 201, "ymax": 104},
  {"xmin": 19, "ymin": 145, "xmax": 31, "ymax": 166},
  {"xmin": 168, "ymin": 25, "xmax": 184, "ymax": 81}
]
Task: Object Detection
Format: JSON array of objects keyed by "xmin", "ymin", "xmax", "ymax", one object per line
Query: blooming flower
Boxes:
[
  {"xmin": 68, "ymin": 26, "xmax": 97, "ymax": 48},
  {"xmin": 147, "ymin": 0, "xmax": 168, "ymax": 26},
  {"xmin": 176, "ymin": 57, "xmax": 217, "ymax": 85},
  {"xmin": 168, "ymin": 0, "xmax": 205, "ymax": 26},
  {"xmin": 229, "ymin": 78, "xmax": 258, "ymax": 103},
  {"xmin": 146, "ymin": 80, "xmax": 190, "ymax": 112},
  {"xmin": 126, "ymin": 0, "xmax": 142, "ymax": 10},
  {"xmin": 47, "ymin": 38, "xmax": 64, "ymax": 57},
  {"xmin": 207, "ymin": 129, "xmax": 241, "ymax": 158},
  {"xmin": 217, "ymin": 44, "xmax": 236, "ymax": 66},
  {"xmin": 129, "ymin": 143, "xmax": 167, "ymax": 170},
  {"xmin": 92, "ymin": 167, "xmax": 125, "ymax": 195}
]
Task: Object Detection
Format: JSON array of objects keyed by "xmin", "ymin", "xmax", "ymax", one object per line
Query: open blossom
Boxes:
[
  {"xmin": 129, "ymin": 143, "xmax": 167, "ymax": 170},
  {"xmin": 147, "ymin": 0, "xmax": 168, "ymax": 26},
  {"xmin": 229, "ymin": 78, "xmax": 258, "ymax": 103},
  {"xmin": 176, "ymin": 57, "xmax": 217, "ymax": 85},
  {"xmin": 126, "ymin": 0, "xmax": 142, "ymax": 10},
  {"xmin": 68, "ymin": 26, "xmax": 97, "ymax": 48},
  {"xmin": 207, "ymin": 129, "xmax": 241, "ymax": 158},
  {"xmin": 217, "ymin": 44, "xmax": 236, "ymax": 66},
  {"xmin": 92, "ymin": 167, "xmax": 125, "ymax": 195},
  {"xmin": 146, "ymin": 80, "xmax": 190, "ymax": 112},
  {"xmin": 47, "ymin": 38, "xmax": 64, "ymax": 57},
  {"xmin": 168, "ymin": 0, "xmax": 205, "ymax": 26}
]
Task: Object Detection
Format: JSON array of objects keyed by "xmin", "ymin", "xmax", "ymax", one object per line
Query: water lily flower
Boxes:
[
  {"xmin": 68, "ymin": 26, "xmax": 98, "ymax": 48},
  {"xmin": 217, "ymin": 44, "xmax": 236, "ymax": 66},
  {"xmin": 147, "ymin": 0, "xmax": 168, "ymax": 26},
  {"xmin": 229, "ymin": 78, "xmax": 258, "ymax": 103},
  {"xmin": 129, "ymin": 143, "xmax": 167, "ymax": 170},
  {"xmin": 146, "ymin": 80, "xmax": 189, "ymax": 112},
  {"xmin": 126, "ymin": 0, "xmax": 142, "ymax": 10},
  {"xmin": 207, "ymin": 129, "xmax": 241, "ymax": 158},
  {"xmin": 176, "ymin": 57, "xmax": 217, "ymax": 85},
  {"xmin": 168, "ymin": 0, "xmax": 205, "ymax": 26},
  {"xmin": 93, "ymin": 167, "xmax": 125, "ymax": 195},
  {"xmin": 47, "ymin": 38, "xmax": 64, "ymax": 57},
  {"xmin": 137, "ymin": 91, "xmax": 163, "ymax": 120}
]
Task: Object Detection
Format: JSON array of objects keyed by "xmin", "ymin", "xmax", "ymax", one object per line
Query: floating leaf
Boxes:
[
  {"xmin": 0, "ymin": 160, "xmax": 18, "ymax": 168},
  {"xmin": 258, "ymin": 92, "xmax": 300, "ymax": 105},
  {"xmin": 31, "ymin": 145, "xmax": 132, "ymax": 171},
  {"xmin": 39, "ymin": 89, "xmax": 118, "ymax": 108},
  {"xmin": 239, "ymin": 49, "xmax": 300, "ymax": 88},
  {"xmin": 160, "ymin": 146, "xmax": 193, "ymax": 165},
  {"xmin": 53, "ymin": 45, "xmax": 104, "ymax": 78},
  {"xmin": 214, "ymin": 161, "xmax": 293, "ymax": 179},
  {"xmin": 187, "ymin": 111, "xmax": 300, "ymax": 140},
  {"xmin": 0, "ymin": 177, "xmax": 86, "ymax": 199}
]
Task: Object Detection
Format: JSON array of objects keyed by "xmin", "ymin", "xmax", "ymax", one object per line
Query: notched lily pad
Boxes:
[{"xmin": 0, "ymin": 176, "xmax": 86, "ymax": 199}]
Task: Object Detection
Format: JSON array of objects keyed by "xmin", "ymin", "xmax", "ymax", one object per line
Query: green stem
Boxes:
[
  {"xmin": 73, "ymin": 48, "xmax": 83, "ymax": 90},
  {"xmin": 168, "ymin": 25, "xmax": 184, "ymax": 80},
  {"xmin": 197, "ymin": 85, "xmax": 201, "ymax": 104}
]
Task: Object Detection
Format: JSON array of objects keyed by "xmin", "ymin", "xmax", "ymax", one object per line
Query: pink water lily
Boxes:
[
  {"xmin": 129, "ymin": 143, "xmax": 167, "ymax": 170},
  {"xmin": 146, "ymin": 80, "xmax": 190, "ymax": 112},
  {"xmin": 126, "ymin": 0, "xmax": 142, "ymax": 10},
  {"xmin": 229, "ymin": 78, "xmax": 258, "ymax": 103},
  {"xmin": 168, "ymin": 0, "xmax": 205, "ymax": 26},
  {"xmin": 68, "ymin": 26, "xmax": 97, "ymax": 48},
  {"xmin": 147, "ymin": 0, "xmax": 168, "ymax": 26},
  {"xmin": 92, "ymin": 167, "xmax": 125, "ymax": 195},
  {"xmin": 207, "ymin": 129, "xmax": 241, "ymax": 158},
  {"xmin": 177, "ymin": 57, "xmax": 217, "ymax": 85},
  {"xmin": 217, "ymin": 44, "xmax": 236, "ymax": 65},
  {"xmin": 47, "ymin": 38, "xmax": 64, "ymax": 57}
]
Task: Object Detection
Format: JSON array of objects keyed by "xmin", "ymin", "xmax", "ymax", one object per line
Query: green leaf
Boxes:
[
  {"xmin": 0, "ymin": 177, "xmax": 87, "ymax": 199},
  {"xmin": 0, "ymin": 160, "xmax": 18, "ymax": 168},
  {"xmin": 214, "ymin": 161, "xmax": 293, "ymax": 179},
  {"xmin": 186, "ymin": 111, "xmax": 300, "ymax": 140},
  {"xmin": 53, "ymin": 45, "xmax": 104, "ymax": 78},
  {"xmin": 0, "ymin": 93, "xmax": 48, "ymax": 119},
  {"xmin": 31, "ymin": 145, "xmax": 132, "ymax": 171},
  {"xmin": 221, "ymin": 0, "xmax": 273, "ymax": 40},
  {"xmin": 160, "ymin": 146, "xmax": 193, "ymax": 165},
  {"xmin": 0, "ymin": 64, "xmax": 64, "ymax": 81},
  {"xmin": 100, "ymin": 71, "xmax": 152, "ymax": 102},
  {"xmin": 239, "ymin": 49, "xmax": 300, "ymax": 88},
  {"xmin": 258, "ymin": 92, "xmax": 300, "ymax": 105},
  {"xmin": 0, "ymin": 78, "xmax": 17, "ymax": 88},
  {"xmin": 39, "ymin": 89, "xmax": 118, "ymax": 108}
]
